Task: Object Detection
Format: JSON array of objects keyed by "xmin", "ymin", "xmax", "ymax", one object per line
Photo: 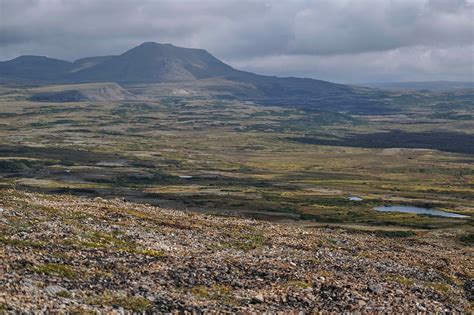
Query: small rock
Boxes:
[
  {"xmin": 358, "ymin": 300, "xmax": 367, "ymax": 307},
  {"xmin": 22, "ymin": 279, "xmax": 37, "ymax": 292},
  {"xmin": 368, "ymin": 284, "xmax": 383, "ymax": 295},
  {"xmin": 417, "ymin": 304, "xmax": 427, "ymax": 312},
  {"xmin": 252, "ymin": 293, "xmax": 265, "ymax": 303},
  {"xmin": 44, "ymin": 285, "xmax": 67, "ymax": 296}
]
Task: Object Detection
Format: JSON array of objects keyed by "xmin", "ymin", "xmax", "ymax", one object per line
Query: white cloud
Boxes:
[{"xmin": 0, "ymin": 0, "xmax": 473, "ymax": 82}]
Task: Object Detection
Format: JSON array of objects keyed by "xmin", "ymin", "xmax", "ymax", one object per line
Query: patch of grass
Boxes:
[
  {"xmin": 219, "ymin": 232, "xmax": 267, "ymax": 251},
  {"xmin": 425, "ymin": 281, "xmax": 451, "ymax": 294},
  {"xmin": 373, "ymin": 230, "xmax": 416, "ymax": 238},
  {"xmin": 72, "ymin": 230, "xmax": 165, "ymax": 257},
  {"xmin": 57, "ymin": 290, "xmax": 73, "ymax": 298},
  {"xmin": 386, "ymin": 275, "xmax": 415, "ymax": 287},
  {"xmin": 307, "ymin": 258, "xmax": 321, "ymax": 265},
  {"xmin": 133, "ymin": 248, "xmax": 165, "ymax": 258},
  {"xmin": 286, "ymin": 280, "xmax": 312, "ymax": 289},
  {"xmin": 191, "ymin": 285, "xmax": 235, "ymax": 304},
  {"xmin": 344, "ymin": 227, "xmax": 416, "ymax": 238},
  {"xmin": 365, "ymin": 229, "xmax": 416, "ymax": 238},
  {"xmin": 458, "ymin": 233, "xmax": 474, "ymax": 245},
  {"xmin": 80, "ymin": 230, "xmax": 134, "ymax": 250},
  {"xmin": 0, "ymin": 236, "xmax": 46, "ymax": 248},
  {"xmin": 0, "ymin": 159, "xmax": 46, "ymax": 171},
  {"xmin": 29, "ymin": 263, "xmax": 77, "ymax": 279}
]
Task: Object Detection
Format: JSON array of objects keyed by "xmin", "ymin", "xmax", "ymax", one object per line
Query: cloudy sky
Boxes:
[{"xmin": 1, "ymin": 0, "xmax": 473, "ymax": 83}]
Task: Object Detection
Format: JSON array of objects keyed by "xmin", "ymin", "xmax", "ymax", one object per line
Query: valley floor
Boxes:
[{"xmin": 0, "ymin": 189, "xmax": 472, "ymax": 313}]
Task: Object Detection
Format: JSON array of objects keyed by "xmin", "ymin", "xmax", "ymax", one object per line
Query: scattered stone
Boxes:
[
  {"xmin": 0, "ymin": 189, "xmax": 470, "ymax": 313},
  {"xmin": 368, "ymin": 284, "xmax": 383, "ymax": 295}
]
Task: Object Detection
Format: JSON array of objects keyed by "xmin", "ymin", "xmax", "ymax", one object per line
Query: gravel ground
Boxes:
[{"xmin": 0, "ymin": 189, "xmax": 472, "ymax": 313}]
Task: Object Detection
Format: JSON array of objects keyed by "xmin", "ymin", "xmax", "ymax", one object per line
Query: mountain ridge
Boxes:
[
  {"xmin": 0, "ymin": 42, "xmax": 349, "ymax": 88},
  {"xmin": 0, "ymin": 42, "xmax": 379, "ymax": 111}
]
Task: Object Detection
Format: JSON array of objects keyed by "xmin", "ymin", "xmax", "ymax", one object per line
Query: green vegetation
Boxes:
[
  {"xmin": 346, "ymin": 229, "xmax": 416, "ymax": 238},
  {"xmin": 458, "ymin": 233, "xmax": 474, "ymax": 245},
  {"xmin": 386, "ymin": 275, "xmax": 415, "ymax": 287},
  {"xmin": 191, "ymin": 285, "xmax": 235, "ymax": 304},
  {"xmin": 56, "ymin": 290, "xmax": 73, "ymax": 298},
  {"xmin": 286, "ymin": 280, "xmax": 312, "ymax": 289},
  {"xmin": 0, "ymin": 236, "xmax": 46, "ymax": 248},
  {"xmin": 29, "ymin": 263, "xmax": 77, "ymax": 279},
  {"xmin": 218, "ymin": 233, "xmax": 267, "ymax": 251},
  {"xmin": 0, "ymin": 83, "xmax": 472, "ymax": 231}
]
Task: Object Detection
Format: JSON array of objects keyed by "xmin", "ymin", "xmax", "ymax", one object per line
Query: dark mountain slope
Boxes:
[
  {"xmin": 67, "ymin": 42, "xmax": 237, "ymax": 83},
  {"xmin": 0, "ymin": 56, "xmax": 73, "ymax": 83},
  {"xmin": 70, "ymin": 56, "xmax": 116, "ymax": 73}
]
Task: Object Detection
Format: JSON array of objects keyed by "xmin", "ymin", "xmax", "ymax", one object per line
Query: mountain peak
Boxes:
[
  {"xmin": 136, "ymin": 41, "xmax": 175, "ymax": 48},
  {"xmin": 9, "ymin": 55, "xmax": 71, "ymax": 63},
  {"xmin": 124, "ymin": 41, "xmax": 209, "ymax": 57}
]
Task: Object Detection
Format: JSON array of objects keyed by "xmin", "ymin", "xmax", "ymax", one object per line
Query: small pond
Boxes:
[{"xmin": 374, "ymin": 205, "xmax": 469, "ymax": 218}]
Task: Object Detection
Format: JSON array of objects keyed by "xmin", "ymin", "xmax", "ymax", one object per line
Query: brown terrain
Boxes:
[{"xmin": 0, "ymin": 189, "xmax": 472, "ymax": 313}]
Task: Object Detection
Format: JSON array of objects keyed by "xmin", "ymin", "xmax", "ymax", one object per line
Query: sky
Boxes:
[{"xmin": 0, "ymin": 0, "xmax": 473, "ymax": 83}]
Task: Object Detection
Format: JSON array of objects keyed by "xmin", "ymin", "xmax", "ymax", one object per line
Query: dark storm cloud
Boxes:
[{"xmin": 0, "ymin": 0, "xmax": 473, "ymax": 82}]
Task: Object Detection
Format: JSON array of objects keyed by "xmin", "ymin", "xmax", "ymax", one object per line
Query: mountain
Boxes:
[
  {"xmin": 363, "ymin": 81, "xmax": 474, "ymax": 92},
  {"xmin": 0, "ymin": 42, "xmax": 240, "ymax": 84},
  {"xmin": 65, "ymin": 42, "xmax": 238, "ymax": 83},
  {"xmin": 0, "ymin": 42, "xmax": 382, "ymax": 111},
  {"xmin": 0, "ymin": 55, "xmax": 73, "ymax": 83}
]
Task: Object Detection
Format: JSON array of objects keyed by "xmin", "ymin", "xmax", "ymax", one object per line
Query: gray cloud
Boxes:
[{"xmin": 0, "ymin": 0, "xmax": 473, "ymax": 82}]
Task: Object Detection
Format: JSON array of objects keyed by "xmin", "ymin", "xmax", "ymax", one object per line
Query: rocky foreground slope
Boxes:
[{"xmin": 0, "ymin": 189, "xmax": 472, "ymax": 313}]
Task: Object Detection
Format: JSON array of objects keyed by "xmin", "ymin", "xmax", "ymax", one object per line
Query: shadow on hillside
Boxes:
[{"xmin": 290, "ymin": 131, "xmax": 474, "ymax": 154}]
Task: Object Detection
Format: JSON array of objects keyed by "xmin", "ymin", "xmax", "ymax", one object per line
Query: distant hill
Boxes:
[
  {"xmin": 0, "ymin": 42, "xmax": 384, "ymax": 111},
  {"xmin": 64, "ymin": 42, "xmax": 238, "ymax": 84},
  {"xmin": 363, "ymin": 81, "xmax": 474, "ymax": 92},
  {"xmin": 0, "ymin": 55, "xmax": 73, "ymax": 83},
  {"xmin": 28, "ymin": 83, "xmax": 142, "ymax": 102}
]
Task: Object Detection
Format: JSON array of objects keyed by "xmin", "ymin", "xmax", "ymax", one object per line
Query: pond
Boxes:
[{"xmin": 374, "ymin": 205, "xmax": 469, "ymax": 218}]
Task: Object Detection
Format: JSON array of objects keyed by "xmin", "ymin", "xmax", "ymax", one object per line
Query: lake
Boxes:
[{"xmin": 374, "ymin": 205, "xmax": 469, "ymax": 218}]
